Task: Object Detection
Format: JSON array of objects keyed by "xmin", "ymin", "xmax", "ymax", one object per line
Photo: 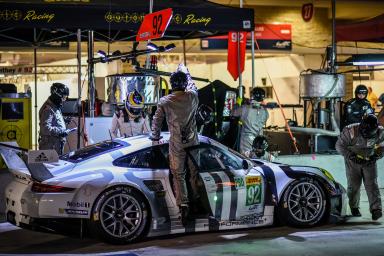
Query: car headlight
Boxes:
[{"xmin": 319, "ymin": 168, "xmax": 335, "ymax": 182}]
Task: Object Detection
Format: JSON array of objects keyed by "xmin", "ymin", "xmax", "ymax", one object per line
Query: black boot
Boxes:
[
  {"xmin": 372, "ymin": 209, "xmax": 382, "ymax": 220},
  {"xmin": 351, "ymin": 208, "xmax": 361, "ymax": 217},
  {"xmin": 180, "ymin": 204, "xmax": 189, "ymax": 226}
]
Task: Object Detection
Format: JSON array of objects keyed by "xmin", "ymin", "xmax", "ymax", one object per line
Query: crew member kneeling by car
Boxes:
[
  {"xmin": 244, "ymin": 135, "xmax": 276, "ymax": 162},
  {"xmin": 336, "ymin": 114, "xmax": 384, "ymax": 220},
  {"xmin": 150, "ymin": 64, "xmax": 200, "ymax": 226}
]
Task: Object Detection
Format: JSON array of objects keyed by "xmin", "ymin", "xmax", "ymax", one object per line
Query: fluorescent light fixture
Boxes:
[
  {"xmin": 164, "ymin": 43, "xmax": 176, "ymax": 52},
  {"xmin": 352, "ymin": 61, "xmax": 384, "ymax": 66},
  {"xmin": 339, "ymin": 54, "xmax": 384, "ymax": 66},
  {"xmin": 97, "ymin": 50, "xmax": 108, "ymax": 63},
  {"xmin": 146, "ymin": 42, "xmax": 159, "ymax": 51},
  {"xmin": 97, "ymin": 50, "xmax": 106, "ymax": 58}
]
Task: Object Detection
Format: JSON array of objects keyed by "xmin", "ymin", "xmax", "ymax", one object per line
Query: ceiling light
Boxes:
[
  {"xmin": 97, "ymin": 50, "xmax": 107, "ymax": 63},
  {"xmin": 146, "ymin": 42, "xmax": 159, "ymax": 51},
  {"xmin": 164, "ymin": 43, "xmax": 176, "ymax": 52},
  {"xmin": 338, "ymin": 54, "xmax": 384, "ymax": 66}
]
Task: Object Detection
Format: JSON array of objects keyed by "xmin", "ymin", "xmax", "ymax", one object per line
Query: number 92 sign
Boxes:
[{"xmin": 136, "ymin": 8, "xmax": 173, "ymax": 41}]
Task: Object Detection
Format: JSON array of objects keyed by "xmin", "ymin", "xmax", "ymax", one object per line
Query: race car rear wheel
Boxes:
[
  {"xmin": 89, "ymin": 186, "xmax": 149, "ymax": 244},
  {"xmin": 278, "ymin": 179, "xmax": 327, "ymax": 227}
]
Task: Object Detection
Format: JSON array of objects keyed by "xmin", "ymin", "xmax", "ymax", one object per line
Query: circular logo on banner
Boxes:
[
  {"xmin": 302, "ymin": 3, "xmax": 314, "ymax": 22},
  {"xmin": 173, "ymin": 14, "xmax": 182, "ymax": 24}
]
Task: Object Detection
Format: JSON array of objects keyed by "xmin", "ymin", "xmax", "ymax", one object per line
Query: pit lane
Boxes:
[{"xmin": 0, "ymin": 193, "xmax": 383, "ymax": 256}]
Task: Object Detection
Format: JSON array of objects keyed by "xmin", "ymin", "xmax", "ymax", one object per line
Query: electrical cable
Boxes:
[{"xmin": 254, "ymin": 39, "xmax": 300, "ymax": 153}]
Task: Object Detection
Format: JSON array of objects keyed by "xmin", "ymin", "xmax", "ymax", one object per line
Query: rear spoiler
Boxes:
[{"xmin": 0, "ymin": 142, "xmax": 58, "ymax": 182}]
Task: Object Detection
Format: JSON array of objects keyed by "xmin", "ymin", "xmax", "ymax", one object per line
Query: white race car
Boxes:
[{"xmin": 0, "ymin": 134, "xmax": 347, "ymax": 244}]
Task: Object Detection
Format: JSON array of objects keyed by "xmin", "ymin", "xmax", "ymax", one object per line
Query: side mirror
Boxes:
[{"xmin": 242, "ymin": 159, "xmax": 249, "ymax": 170}]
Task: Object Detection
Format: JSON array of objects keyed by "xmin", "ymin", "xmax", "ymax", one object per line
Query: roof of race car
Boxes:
[
  {"xmin": 60, "ymin": 133, "xmax": 213, "ymax": 164},
  {"xmin": 115, "ymin": 132, "xmax": 212, "ymax": 149}
]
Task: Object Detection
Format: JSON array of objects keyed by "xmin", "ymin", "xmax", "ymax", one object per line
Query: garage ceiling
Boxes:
[
  {"xmin": 1, "ymin": 0, "xmax": 383, "ymax": 66},
  {"xmin": 211, "ymin": 0, "xmax": 384, "ymax": 21}
]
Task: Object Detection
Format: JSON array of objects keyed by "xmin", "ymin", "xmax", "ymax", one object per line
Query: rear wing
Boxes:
[{"xmin": 0, "ymin": 142, "xmax": 58, "ymax": 182}]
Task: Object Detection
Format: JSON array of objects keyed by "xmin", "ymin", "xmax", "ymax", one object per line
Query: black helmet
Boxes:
[
  {"xmin": 51, "ymin": 83, "xmax": 69, "ymax": 98},
  {"xmin": 196, "ymin": 104, "xmax": 214, "ymax": 126},
  {"xmin": 252, "ymin": 135, "xmax": 268, "ymax": 157},
  {"xmin": 170, "ymin": 71, "xmax": 188, "ymax": 91},
  {"xmin": 359, "ymin": 114, "xmax": 378, "ymax": 139},
  {"xmin": 251, "ymin": 87, "xmax": 265, "ymax": 102},
  {"xmin": 50, "ymin": 83, "xmax": 69, "ymax": 107},
  {"xmin": 355, "ymin": 84, "xmax": 368, "ymax": 98}
]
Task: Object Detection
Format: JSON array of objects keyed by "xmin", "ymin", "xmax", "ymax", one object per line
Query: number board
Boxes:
[
  {"xmin": 136, "ymin": 8, "xmax": 173, "ymax": 41},
  {"xmin": 245, "ymin": 176, "xmax": 262, "ymax": 206}
]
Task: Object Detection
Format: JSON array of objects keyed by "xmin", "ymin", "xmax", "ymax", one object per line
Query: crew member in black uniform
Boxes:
[{"xmin": 343, "ymin": 84, "xmax": 374, "ymax": 127}]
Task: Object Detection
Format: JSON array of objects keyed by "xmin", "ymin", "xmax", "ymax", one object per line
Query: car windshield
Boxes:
[{"xmin": 60, "ymin": 141, "xmax": 124, "ymax": 163}]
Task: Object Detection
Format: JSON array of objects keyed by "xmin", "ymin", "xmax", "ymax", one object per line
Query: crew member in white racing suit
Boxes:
[
  {"xmin": 244, "ymin": 135, "xmax": 276, "ymax": 162},
  {"xmin": 39, "ymin": 83, "xmax": 74, "ymax": 155},
  {"xmin": 151, "ymin": 65, "xmax": 199, "ymax": 225},
  {"xmin": 336, "ymin": 114, "xmax": 384, "ymax": 220},
  {"xmin": 233, "ymin": 87, "xmax": 269, "ymax": 155},
  {"xmin": 110, "ymin": 90, "xmax": 150, "ymax": 138}
]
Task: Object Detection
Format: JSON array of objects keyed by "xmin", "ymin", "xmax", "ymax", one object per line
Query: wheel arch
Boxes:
[
  {"xmin": 277, "ymin": 174, "xmax": 332, "ymax": 225},
  {"xmin": 90, "ymin": 184, "xmax": 152, "ymax": 222}
]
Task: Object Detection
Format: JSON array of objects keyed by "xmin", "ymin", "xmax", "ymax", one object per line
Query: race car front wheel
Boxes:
[
  {"xmin": 278, "ymin": 179, "xmax": 327, "ymax": 227},
  {"xmin": 89, "ymin": 186, "xmax": 150, "ymax": 244}
]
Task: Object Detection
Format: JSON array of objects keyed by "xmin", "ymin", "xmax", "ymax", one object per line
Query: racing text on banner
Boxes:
[
  {"xmin": 136, "ymin": 8, "xmax": 173, "ymax": 41},
  {"xmin": 227, "ymin": 31, "xmax": 247, "ymax": 81}
]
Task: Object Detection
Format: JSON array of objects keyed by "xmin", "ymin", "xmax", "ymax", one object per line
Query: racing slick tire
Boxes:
[
  {"xmin": 89, "ymin": 186, "xmax": 150, "ymax": 244},
  {"xmin": 278, "ymin": 178, "xmax": 327, "ymax": 227}
]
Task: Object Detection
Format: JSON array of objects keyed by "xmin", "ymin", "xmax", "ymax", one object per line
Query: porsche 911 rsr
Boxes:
[{"xmin": 0, "ymin": 134, "xmax": 347, "ymax": 244}]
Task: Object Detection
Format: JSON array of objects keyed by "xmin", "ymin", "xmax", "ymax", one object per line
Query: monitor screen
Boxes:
[{"xmin": 2, "ymin": 102, "xmax": 24, "ymax": 120}]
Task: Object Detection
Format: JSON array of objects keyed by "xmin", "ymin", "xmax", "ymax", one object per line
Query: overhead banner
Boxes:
[
  {"xmin": 0, "ymin": 1, "xmax": 254, "ymax": 32},
  {"xmin": 201, "ymin": 24, "xmax": 292, "ymax": 51},
  {"xmin": 227, "ymin": 31, "xmax": 247, "ymax": 81},
  {"xmin": 136, "ymin": 8, "xmax": 173, "ymax": 41}
]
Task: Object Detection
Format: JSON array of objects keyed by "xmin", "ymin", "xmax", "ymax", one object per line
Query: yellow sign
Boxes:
[{"xmin": 246, "ymin": 176, "xmax": 261, "ymax": 186}]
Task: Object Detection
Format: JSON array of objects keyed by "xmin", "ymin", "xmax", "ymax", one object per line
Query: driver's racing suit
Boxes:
[{"xmin": 38, "ymin": 98, "xmax": 67, "ymax": 155}]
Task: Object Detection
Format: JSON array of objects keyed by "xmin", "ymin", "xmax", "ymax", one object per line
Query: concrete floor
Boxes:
[
  {"xmin": 1, "ymin": 159, "xmax": 384, "ymax": 256},
  {"xmin": 0, "ymin": 191, "xmax": 383, "ymax": 256}
]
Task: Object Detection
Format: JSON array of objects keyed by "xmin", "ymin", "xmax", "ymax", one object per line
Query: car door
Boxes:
[{"xmin": 186, "ymin": 143, "xmax": 266, "ymax": 222}]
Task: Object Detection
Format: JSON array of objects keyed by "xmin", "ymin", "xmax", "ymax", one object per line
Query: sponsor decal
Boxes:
[
  {"xmin": 204, "ymin": 215, "xmax": 265, "ymax": 227},
  {"xmin": 204, "ymin": 176, "xmax": 212, "ymax": 182},
  {"xmin": 234, "ymin": 177, "xmax": 245, "ymax": 189},
  {"xmin": 245, "ymin": 176, "xmax": 262, "ymax": 206},
  {"xmin": 34, "ymin": 152, "xmax": 49, "ymax": 162},
  {"xmin": 105, "ymin": 12, "xmax": 145, "ymax": 23},
  {"xmin": 173, "ymin": 14, "xmax": 182, "ymax": 24},
  {"xmin": 243, "ymin": 20, "xmax": 251, "ymax": 29},
  {"xmin": 138, "ymin": 32, "xmax": 150, "ymax": 39},
  {"xmin": 183, "ymin": 14, "xmax": 211, "ymax": 26},
  {"xmin": 93, "ymin": 212, "xmax": 99, "ymax": 221},
  {"xmin": 64, "ymin": 209, "xmax": 88, "ymax": 215},
  {"xmin": 14, "ymin": 174, "xmax": 29, "ymax": 182},
  {"xmin": 24, "ymin": 10, "xmax": 55, "ymax": 23},
  {"xmin": 66, "ymin": 201, "xmax": 90, "ymax": 208},
  {"xmin": 0, "ymin": 10, "xmax": 23, "ymax": 21},
  {"xmin": 155, "ymin": 191, "xmax": 166, "ymax": 197},
  {"xmin": 274, "ymin": 41, "xmax": 291, "ymax": 49}
]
